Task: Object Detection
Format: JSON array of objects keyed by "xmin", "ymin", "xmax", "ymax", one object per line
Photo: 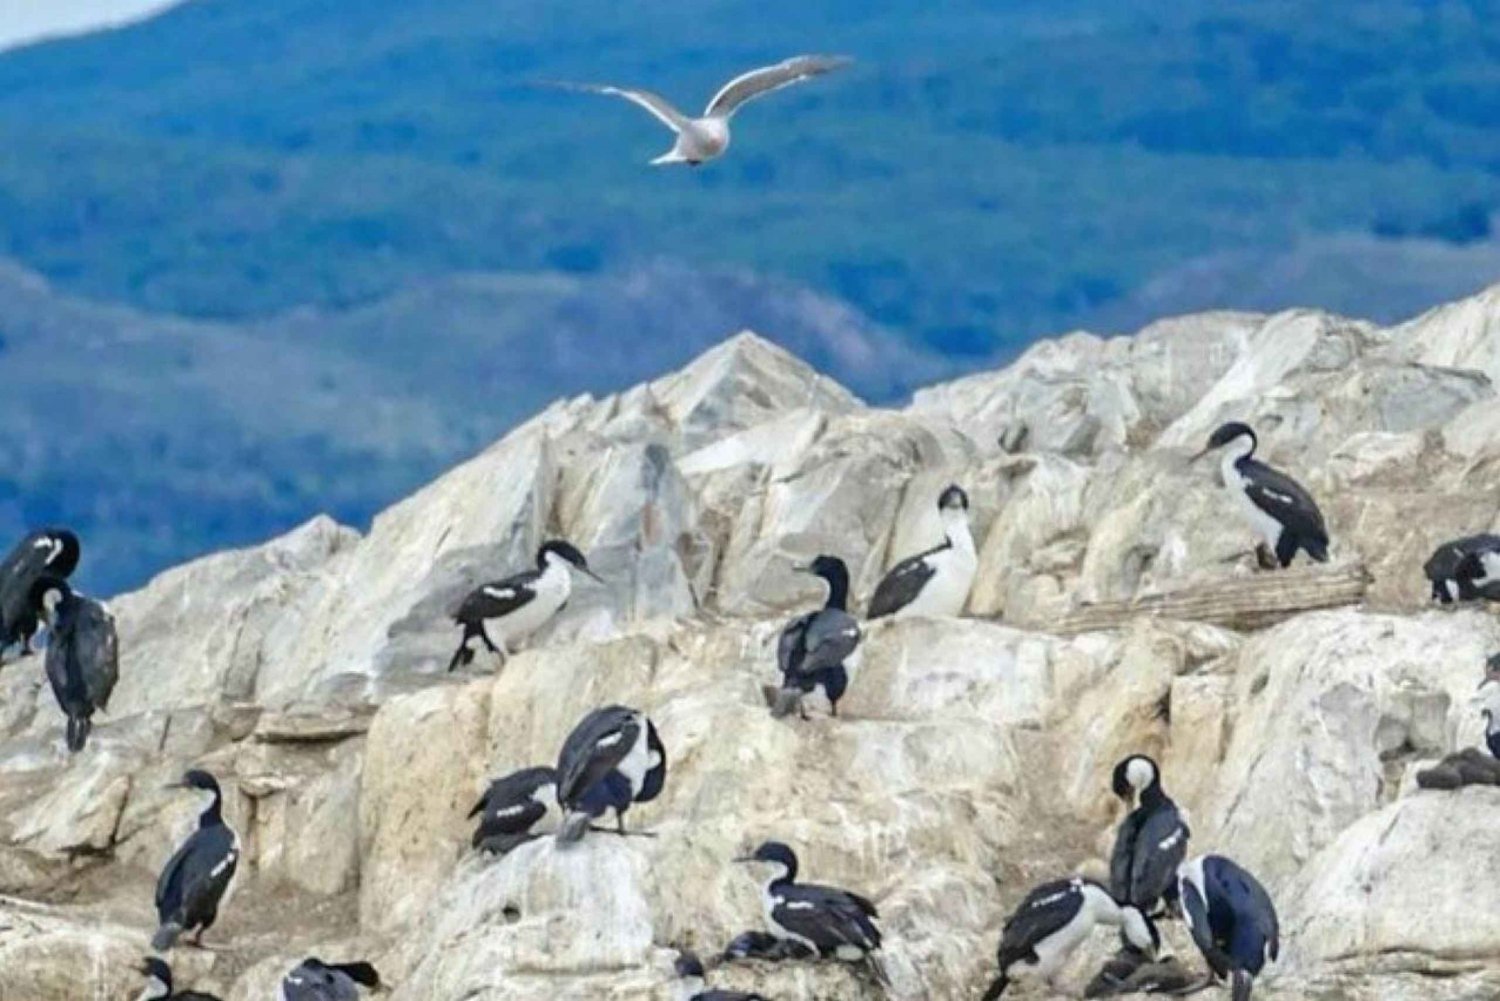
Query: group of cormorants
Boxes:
[{"xmin": 3, "ymin": 416, "xmax": 1496, "ymax": 999}]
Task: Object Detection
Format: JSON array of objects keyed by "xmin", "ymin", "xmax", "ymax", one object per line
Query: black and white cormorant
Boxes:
[
  {"xmin": 1109, "ymin": 755, "xmax": 1190, "ymax": 918},
  {"xmin": 734, "ymin": 841, "xmax": 887, "ymax": 984},
  {"xmin": 1477, "ymin": 677, "xmax": 1500, "ymax": 760},
  {"xmin": 868, "ymin": 484, "xmax": 977, "ymax": 620},
  {"xmin": 1415, "ymin": 676, "xmax": 1500, "ymax": 789},
  {"xmin": 33, "ymin": 576, "xmax": 118, "ymax": 753},
  {"xmin": 153, "ymin": 770, "xmax": 240, "ymax": 951},
  {"xmin": 1424, "ymin": 534, "xmax": 1500, "ymax": 603},
  {"xmin": 448, "ymin": 539, "xmax": 603, "ymax": 671},
  {"xmin": 1193, "ymin": 422, "xmax": 1328, "ymax": 569},
  {"xmin": 0, "ymin": 527, "xmax": 79, "ymax": 658},
  {"xmin": 1177, "ymin": 855, "xmax": 1279, "ymax": 1001},
  {"xmin": 555, "ymin": 705, "xmax": 666, "ymax": 843},
  {"xmin": 281, "ymin": 958, "xmax": 381, "ymax": 1001},
  {"xmin": 720, "ymin": 930, "xmax": 812, "ymax": 962},
  {"xmin": 769, "ymin": 555, "xmax": 862, "ymax": 719},
  {"xmin": 135, "ymin": 957, "xmax": 222, "ymax": 1000},
  {"xmin": 981, "ymin": 877, "xmax": 1160, "ymax": 999},
  {"xmin": 673, "ymin": 951, "xmax": 768, "ymax": 1001},
  {"xmin": 468, "ymin": 765, "xmax": 559, "ymax": 854}
]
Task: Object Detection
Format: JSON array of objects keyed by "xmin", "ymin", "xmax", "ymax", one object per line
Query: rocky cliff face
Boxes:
[{"xmin": 2, "ymin": 289, "xmax": 1500, "ymax": 1000}]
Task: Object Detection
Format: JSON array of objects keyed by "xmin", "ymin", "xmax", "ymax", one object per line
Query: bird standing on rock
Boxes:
[
  {"xmin": 448, "ymin": 539, "xmax": 602, "ymax": 671},
  {"xmin": 1177, "ymin": 855, "xmax": 1279, "ymax": 1001},
  {"xmin": 33, "ymin": 575, "xmax": 118, "ymax": 753},
  {"xmin": 555, "ymin": 705, "xmax": 666, "ymax": 843},
  {"xmin": 868, "ymin": 484, "xmax": 977, "ymax": 619},
  {"xmin": 153, "ymin": 770, "xmax": 240, "ymax": 951},
  {"xmin": 1424, "ymin": 533, "xmax": 1500, "ymax": 603},
  {"xmin": 281, "ymin": 958, "xmax": 381, "ymax": 1001},
  {"xmin": 553, "ymin": 54, "xmax": 851, "ymax": 167},
  {"xmin": 733, "ymin": 840, "xmax": 888, "ymax": 986},
  {"xmin": 982, "ymin": 876, "xmax": 1160, "ymax": 999},
  {"xmin": 468, "ymin": 765, "xmax": 559, "ymax": 854},
  {"xmin": 1193, "ymin": 422, "xmax": 1328, "ymax": 570},
  {"xmin": 1109, "ymin": 755, "xmax": 1190, "ymax": 918},
  {"xmin": 0, "ymin": 527, "xmax": 80, "ymax": 659},
  {"xmin": 768, "ymin": 554, "xmax": 862, "ymax": 719}
]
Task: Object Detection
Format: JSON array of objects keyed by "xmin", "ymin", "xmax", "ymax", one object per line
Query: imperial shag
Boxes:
[
  {"xmin": 769, "ymin": 555, "xmax": 862, "ymax": 719},
  {"xmin": 153, "ymin": 770, "xmax": 240, "ymax": 951},
  {"xmin": 734, "ymin": 841, "xmax": 887, "ymax": 984},
  {"xmin": 1109, "ymin": 755, "xmax": 1190, "ymax": 917},
  {"xmin": 281, "ymin": 958, "xmax": 381, "ymax": 1001},
  {"xmin": 868, "ymin": 484, "xmax": 977, "ymax": 619},
  {"xmin": 1178, "ymin": 855, "xmax": 1279, "ymax": 1001},
  {"xmin": 469, "ymin": 765, "xmax": 559, "ymax": 854},
  {"xmin": 34, "ymin": 576, "xmax": 119, "ymax": 753},
  {"xmin": 1424, "ymin": 534, "xmax": 1500, "ymax": 603},
  {"xmin": 555, "ymin": 705, "xmax": 665, "ymax": 843},
  {"xmin": 982, "ymin": 877, "xmax": 1159, "ymax": 999},
  {"xmin": 1194, "ymin": 423, "xmax": 1328, "ymax": 569},
  {"xmin": 134, "ymin": 957, "xmax": 223, "ymax": 1000},
  {"xmin": 448, "ymin": 540, "xmax": 602, "ymax": 671},
  {"xmin": 0, "ymin": 527, "xmax": 79, "ymax": 658}
]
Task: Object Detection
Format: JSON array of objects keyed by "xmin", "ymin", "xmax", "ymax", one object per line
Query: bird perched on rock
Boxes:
[
  {"xmin": 983, "ymin": 876, "xmax": 1160, "ymax": 999},
  {"xmin": 448, "ymin": 540, "xmax": 602, "ymax": 671},
  {"xmin": 134, "ymin": 957, "xmax": 223, "ymax": 1000},
  {"xmin": 1424, "ymin": 534, "xmax": 1500, "ymax": 603},
  {"xmin": 33, "ymin": 576, "xmax": 118, "ymax": 753},
  {"xmin": 734, "ymin": 841, "xmax": 887, "ymax": 985},
  {"xmin": 1193, "ymin": 422, "xmax": 1328, "ymax": 569},
  {"xmin": 720, "ymin": 930, "xmax": 812, "ymax": 962},
  {"xmin": 468, "ymin": 765, "xmax": 559, "ymax": 854},
  {"xmin": 673, "ymin": 951, "xmax": 768, "ymax": 1001},
  {"xmin": 1177, "ymin": 855, "xmax": 1279, "ymax": 1001},
  {"xmin": 281, "ymin": 958, "xmax": 381, "ymax": 1001},
  {"xmin": 553, "ymin": 54, "xmax": 851, "ymax": 167},
  {"xmin": 767, "ymin": 555, "xmax": 861, "ymax": 719},
  {"xmin": 555, "ymin": 705, "xmax": 665, "ymax": 843},
  {"xmin": 153, "ymin": 770, "xmax": 240, "ymax": 951},
  {"xmin": 868, "ymin": 484, "xmax": 977, "ymax": 619},
  {"xmin": 1084, "ymin": 952, "xmax": 1206, "ymax": 997},
  {"xmin": 0, "ymin": 527, "xmax": 79, "ymax": 659},
  {"xmin": 1416, "ymin": 677, "xmax": 1500, "ymax": 789},
  {"xmin": 1110, "ymin": 755, "xmax": 1190, "ymax": 918}
]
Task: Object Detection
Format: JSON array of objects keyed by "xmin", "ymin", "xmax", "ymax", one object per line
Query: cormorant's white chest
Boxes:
[
  {"xmin": 1219, "ymin": 452, "xmax": 1284, "ymax": 548},
  {"xmin": 1028, "ymin": 883, "xmax": 1106, "ymax": 977},
  {"xmin": 897, "ymin": 518, "xmax": 977, "ymax": 619},
  {"xmin": 492, "ymin": 560, "xmax": 572, "ymax": 640},
  {"xmin": 615, "ymin": 720, "xmax": 655, "ymax": 796}
]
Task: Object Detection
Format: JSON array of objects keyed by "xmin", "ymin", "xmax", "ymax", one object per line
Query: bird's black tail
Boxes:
[
  {"xmin": 151, "ymin": 923, "xmax": 182, "ymax": 952},
  {"xmin": 66, "ymin": 716, "xmax": 89, "ymax": 753},
  {"xmin": 980, "ymin": 974, "xmax": 1009, "ymax": 1000},
  {"xmin": 556, "ymin": 811, "xmax": 591, "ymax": 844},
  {"xmin": 1304, "ymin": 535, "xmax": 1330, "ymax": 563},
  {"xmin": 1231, "ymin": 971, "xmax": 1254, "ymax": 1001}
]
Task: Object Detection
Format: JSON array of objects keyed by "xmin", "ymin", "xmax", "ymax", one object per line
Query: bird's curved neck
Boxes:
[
  {"xmin": 766, "ymin": 859, "xmax": 796, "ymax": 890},
  {"xmin": 1137, "ymin": 779, "xmax": 1167, "ymax": 810},
  {"xmin": 1081, "ymin": 882, "xmax": 1123, "ymax": 923},
  {"xmin": 821, "ymin": 569, "xmax": 850, "ymax": 612},
  {"xmin": 940, "ymin": 508, "xmax": 974, "ymax": 554},
  {"xmin": 198, "ymin": 788, "xmax": 224, "ymax": 829}
]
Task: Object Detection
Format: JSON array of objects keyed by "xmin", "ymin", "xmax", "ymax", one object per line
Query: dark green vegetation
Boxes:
[{"xmin": 3, "ymin": 0, "xmax": 1500, "ymax": 590}]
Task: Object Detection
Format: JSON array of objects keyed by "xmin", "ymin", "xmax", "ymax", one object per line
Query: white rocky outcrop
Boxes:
[{"xmin": 1, "ymin": 286, "xmax": 1499, "ymax": 1000}]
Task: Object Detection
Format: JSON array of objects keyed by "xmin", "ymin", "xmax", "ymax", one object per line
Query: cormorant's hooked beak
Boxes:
[
  {"xmin": 791, "ymin": 563, "xmax": 813, "ymax": 575},
  {"xmin": 581, "ymin": 567, "xmax": 605, "ymax": 585},
  {"xmin": 1189, "ymin": 445, "xmax": 1213, "ymax": 463},
  {"xmin": 732, "ymin": 854, "xmax": 756, "ymax": 864},
  {"xmin": 133, "ymin": 962, "xmax": 152, "ymax": 976}
]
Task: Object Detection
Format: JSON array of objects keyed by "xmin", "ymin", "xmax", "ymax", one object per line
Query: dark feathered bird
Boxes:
[
  {"xmin": 448, "ymin": 539, "xmax": 602, "ymax": 670},
  {"xmin": 673, "ymin": 951, "xmax": 769, "ymax": 1001},
  {"xmin": 281, "ymin": 958, "xmax": 380, "ymax": 1001},
  {"xmin": 33, "ymin": 576, "xmax": 118, "ymax": 753},
  {"xmin": 1193, "ymin": 423, "xmax": 1328, "ymax": 569},
  {"xmin": 0, "ymin": 527, "xmax": 79, "ymax": 659},
  {"xmin": 735, "ymin": 841, "xmax": 886, "ymax": 984},
  {"xmin": 769, "ymin": 555, "xmax": 862, "ymax": 719},
  {"xmin": 555, "ymin": 705, "xmax": 665, "ymax": 843},
  {"xmin": 720, "ymin": 930, "xmax": 813, "ymax": 962},
  {"xmin": 868, "ymin": 484, "xmax": 977, "ymax": 619},
  {"xmin": 1424, "ymin": 534, "xmax": 1500, "ymax": 603},
  {"xmin": 469, "ymin": 765, "xmax": 559, "ymax": 853},
  {"xmin": 1178, "ymin": 855, "xmax": 1279, "ymax": 1001},
  {"xmin": 153, "ymin": 770, "xmax": 240, "ymax": 951},
  {"xmin": 135, "ymin": 957, "xmax": 223, "ymax": 1000},
  {"xmin": 1109, "ymin": 755, "xmax": 1190, "ymax": 917},
  {"xmin": 982, "ymin": 877, "xmax": 1159, "ymax": 999}
]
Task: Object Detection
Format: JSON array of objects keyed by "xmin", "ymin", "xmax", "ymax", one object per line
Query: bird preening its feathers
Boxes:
[
  {"xmin": 554, "ymin": 705, "xmax": 666, "ymax": 844},
  {"xmin": 550, "ymin": 54, "xmax": 851, "ymax": 166}
]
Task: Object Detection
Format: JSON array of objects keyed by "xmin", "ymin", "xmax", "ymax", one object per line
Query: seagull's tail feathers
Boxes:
[{"xmin": 151, "ymin": 922, "xmax": 182, "ymax": 952}]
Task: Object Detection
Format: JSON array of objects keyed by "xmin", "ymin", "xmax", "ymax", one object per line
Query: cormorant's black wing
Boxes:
[
  {"xmin": 1206, "ymin": 856, "xmax": 1279, "ymax": 972},
  {"xmin": 776, "ymin": 611, "xmax": 814, "ymax": 677},
  {"xmin": 1109, "ymin": 812, "xmax": 1144, "ymax": 903},
  {"xmin": 776, "ymin": 883, "xmax": 882, "ymax": 953},
  {"xmin": 454, "ymin": 569, "xmax": 542, "ymax": 623},
  {"xmin": 74, "ymin": 597, "xmax": 119, "ymax": 712},
  {"xmin": 0, "ymin": 532, "xmax": 57, "ymax": 640},
  {"xmin": 792, "ymin": 608, "xmax": 861, "ymax": 678},
  {"xmin": 556, "ymin": 706, "xmax": 638, "ymax": 808},
  {"xmin": 1425, "ymin": 534, "xmax": 1500, "ymax": 581},
  {"xmin": 1130, "ymin": 806, "xmax": 1190, "ymax": 909},
  {"xmin": 867, "ymin": 542, "xmax": 947, "ymax": 619},
  {"xmin": 1240, "ymin": 460, "xmax": 1328, "ymax": 545},
  {"xmin": 155, "ymin": 826, "xmax": 238, "ymax": 928},
  {"xmin": 1179, "ymin": 873, "xmax": 1233, "ymax": 980},
  {"xmin": 471, "ymin": 766, "xmax": 556, "ymax": 839},
  {"xmin": 997, "ymin": 879, "xmax": 1084, "ymax": 966}
]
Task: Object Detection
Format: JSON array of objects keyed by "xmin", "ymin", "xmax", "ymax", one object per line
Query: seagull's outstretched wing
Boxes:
[
  {"xmin": 704, "ymin": 54, "xmax": 851, "ymax": 119},
  {"xmin": 555, "ymin": 82, "xmax": 690, "ymax": 133}
]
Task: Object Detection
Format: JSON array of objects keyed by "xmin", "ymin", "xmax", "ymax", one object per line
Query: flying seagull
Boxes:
[{"xmin": 555, "ymin": 54, "xmax": 851, "ymax": 166}]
